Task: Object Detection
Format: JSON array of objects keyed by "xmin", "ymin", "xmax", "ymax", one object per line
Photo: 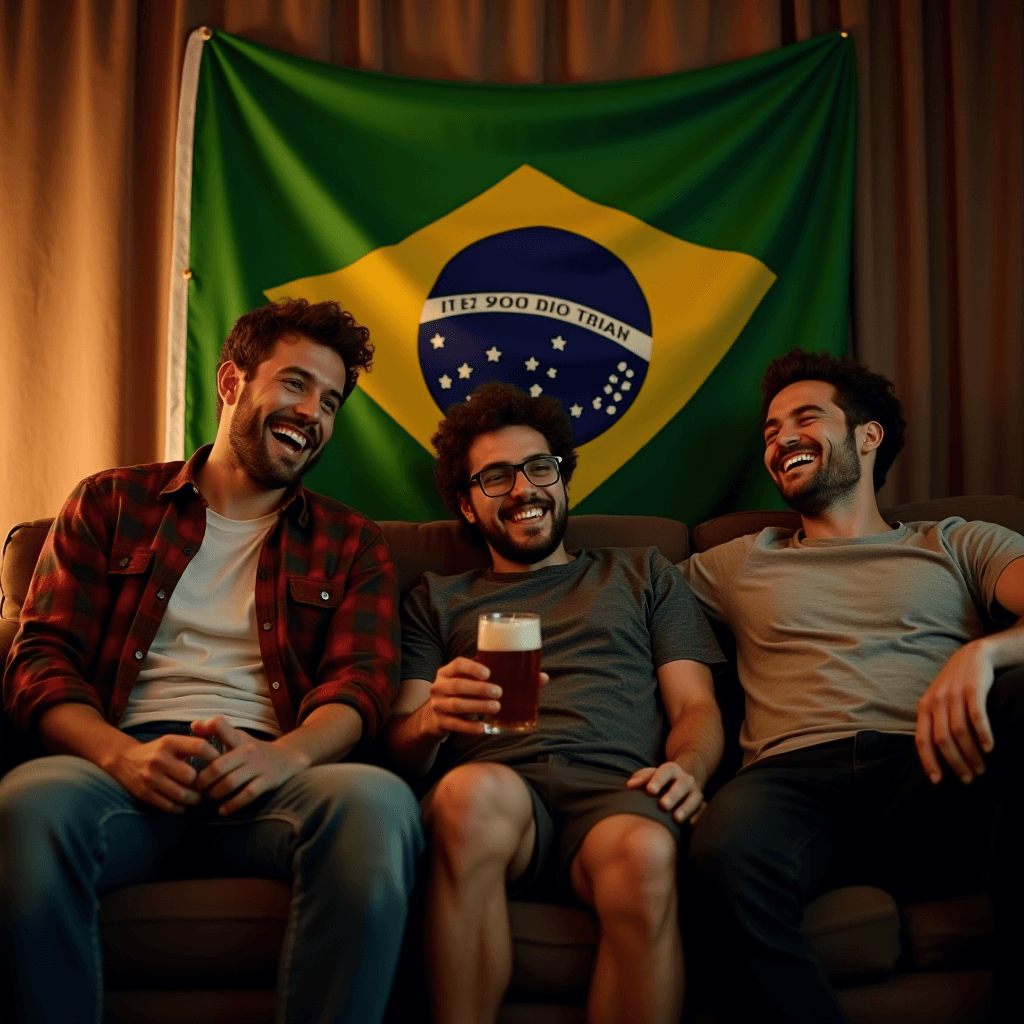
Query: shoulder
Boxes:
[{"xmin": 300, "ymin": 489, "xmax": 388, "ymax": 546}]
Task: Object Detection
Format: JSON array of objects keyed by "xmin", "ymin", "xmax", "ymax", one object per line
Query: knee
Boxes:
[
  {"xmin": 428, "ymin": 764, "xmax": 525, "ymax": 871},
  {"xmin": 588, "ymin": 821, "xmax": 678, "ymax": 926},
  {"xmin": 314, "ymin": 764, "xmax": 422, "ymax": 848}
]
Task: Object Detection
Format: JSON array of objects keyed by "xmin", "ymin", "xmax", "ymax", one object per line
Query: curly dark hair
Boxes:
[
  {"xmin": 215, "ymin": 297, "xmax": 372, "ymax": 420},
  {"xmin": 760, "ymin": 349, "xmax": 906, "ymax": 491},
  {"xmin": 432, "ymin": 382, "xmax": 579, "ymax": 526}
]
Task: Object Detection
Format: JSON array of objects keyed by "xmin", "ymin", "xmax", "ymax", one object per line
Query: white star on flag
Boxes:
[
  {"xmin": 529, "ymin": 384, "xmax": 543, "ymax": 398},
  {"xmin": 551, "ymin": 336, "xmax": 566, "ymax": 351},
  {"xmin": 430, "ymin": 333, "xmax": 445, "ymax": 349},
  {"xmin": 525, "ymin": 356, "xmax": 539, "ymax": 371},
  {"xmin": 569, "ymin": 404, "xmax": 582, "ymax": 418},
  {"xmin": 546, "ymin": 367, "xmax": 557, "ymax": 379},
  {"xmin": 457, "ymin": 363, "xmax": 473, "ymax": 379},
  {"xmin": 485, "ymin": 347, "xmax": 502, "ymax": 362},
  {"xmin": 592, "ymin": 397, "xmax": 602, "ymax": 410},
  {"xmin": 439, "ymin": 374, "xmax": 452, "ymax": 389}
]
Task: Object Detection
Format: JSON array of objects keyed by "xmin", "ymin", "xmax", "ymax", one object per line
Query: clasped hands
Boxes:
[{"xmin": 110, "ymin": 715, "xmax": 306, "ymax": 815}]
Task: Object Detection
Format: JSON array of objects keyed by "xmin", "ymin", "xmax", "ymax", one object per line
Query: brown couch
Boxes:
[{"xmin": 2, "ymin": 493, "xmax": 1021, "ymax": 1024}]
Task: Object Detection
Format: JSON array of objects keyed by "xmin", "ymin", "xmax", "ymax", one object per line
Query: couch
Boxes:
[{"xmin": 2, "ymin": 493, "xmax": 1021, "ymax": 1024}]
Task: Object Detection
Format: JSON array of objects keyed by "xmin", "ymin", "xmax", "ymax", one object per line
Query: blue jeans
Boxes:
[
  {"xmin": 690, "ymin": 665, "xmax": 1024, "ymax": 1024},
  {"xmin": 0, "ymin": 724, "xmax": 424, "ymax": 1024}
]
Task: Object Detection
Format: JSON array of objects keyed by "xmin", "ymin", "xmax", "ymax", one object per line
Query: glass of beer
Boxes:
[{"xmin": 475, "ymin": 612, "xmax": 542, "ymax": 734}]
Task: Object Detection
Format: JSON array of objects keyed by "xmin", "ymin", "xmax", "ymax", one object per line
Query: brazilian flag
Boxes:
[{"xmin": 172, "ymin": 28, "xmax": 855, "ymax": 523}]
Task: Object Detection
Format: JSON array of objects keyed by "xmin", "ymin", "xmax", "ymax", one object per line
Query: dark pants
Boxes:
[
  {"xmin": 690, "ymin": 665, "xmax": 1024, "ymax": 1024},
  {"xmin": 0, "ymin": 724, "xmax": 424, "ymax": 1024}
]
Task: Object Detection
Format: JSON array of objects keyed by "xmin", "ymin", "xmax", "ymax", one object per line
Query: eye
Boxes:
[
  {"xmin": 764, "ymin": 430, "xmax": 777, "ymax": 446},
  {"xmin": 283, "ymin": 378, "xmax": 302, "ymax": 391},
  {"xmin": 321, "ymin": 397, "xmax": 337, "ymax": 414}
]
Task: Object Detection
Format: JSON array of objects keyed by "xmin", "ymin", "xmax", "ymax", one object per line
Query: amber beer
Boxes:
[{"xmin": 476, "ymin": 613, "xmax": 542, "ymax": 734}]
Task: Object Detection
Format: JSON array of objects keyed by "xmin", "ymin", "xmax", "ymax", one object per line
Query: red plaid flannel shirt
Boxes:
[{"xmin": 4, "ymin": 446, "xmax": 399, "ymax": 738}]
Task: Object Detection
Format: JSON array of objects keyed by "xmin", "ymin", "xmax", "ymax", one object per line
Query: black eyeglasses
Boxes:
[{"xmin": 468, "ymin": 456, "xmax": 563, "ymax": 497}]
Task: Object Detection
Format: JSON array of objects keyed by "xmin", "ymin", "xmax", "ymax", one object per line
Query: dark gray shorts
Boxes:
[{"xmin": 507, "ymin": 753, "xmax": 686, "ymax": 901}]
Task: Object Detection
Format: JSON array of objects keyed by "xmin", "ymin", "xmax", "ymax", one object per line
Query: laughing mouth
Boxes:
[
  {"xmin": 779, "ymin": 451, "xmax": 817, "ymax": 474},
  {"xmin": 505, "ymin": 504, "xmax": 549, "ymax": 524},
  {"xmin": 269, "ymin": 423, "xmax": 311, "ymax": 454}
]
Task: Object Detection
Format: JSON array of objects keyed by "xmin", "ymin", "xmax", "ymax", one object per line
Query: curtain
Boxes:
[{"xmin": 1, "ymin": 0, "xmax": 1021, "ymax": 534}]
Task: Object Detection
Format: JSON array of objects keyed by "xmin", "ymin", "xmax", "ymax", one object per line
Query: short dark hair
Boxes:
[
  {"xmin": 215, "ymin": 297, "xmax": 373, "ymax": 419},
  {"xmin": 432, "ymin": 382, "xmax": 578, "ymax": 526},
  {"xmin": 760, "ymin": 349, "xmax": 906, "ymax": 491}
]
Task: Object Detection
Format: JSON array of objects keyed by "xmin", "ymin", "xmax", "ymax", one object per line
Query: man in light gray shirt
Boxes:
[{"xmin": 683, "ymin": 350, "xmax": 1024, "ymax": 1024}]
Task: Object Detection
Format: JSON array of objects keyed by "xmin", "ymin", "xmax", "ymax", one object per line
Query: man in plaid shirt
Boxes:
[{"xmin": 0, "ymin": 298, "xmax": 423, "ymax": 1024}]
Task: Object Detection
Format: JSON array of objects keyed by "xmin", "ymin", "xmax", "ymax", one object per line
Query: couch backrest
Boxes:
[
  {"xmin": 692, "ymin": 494, "xmax": 1024, "ymax": 553},
  {"xmin": 379, "ymin": 514, "xmax": 691, "ymax": 600}
]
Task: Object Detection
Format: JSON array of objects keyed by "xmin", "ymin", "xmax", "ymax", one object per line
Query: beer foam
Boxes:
[{"xmin": 477, "ymin": 615, "xmax": 541, "ymax": 652}]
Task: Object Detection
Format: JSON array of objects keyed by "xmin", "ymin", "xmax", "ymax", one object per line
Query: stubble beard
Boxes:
[
  {"xmin": 480, "ymin": 495, "xmax": 569, "ymax": 568},
  {"xmin": 777, "ymin": 430, "xmax": 863, "ymax": 517},
  {"xmin": 228, "ymin": 389, "xmax": 323, "ymax": 491}
]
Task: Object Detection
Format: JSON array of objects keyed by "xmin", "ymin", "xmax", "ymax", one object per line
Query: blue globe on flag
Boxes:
[{"xmin": 418, "ymin": 226, "xmax": 651, "ymax": 445}]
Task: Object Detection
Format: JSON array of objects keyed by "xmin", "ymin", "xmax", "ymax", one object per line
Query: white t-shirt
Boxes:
[
  {"xmin": 120, "ymin": 507, "xmax": 282, "ymax": 736},
  {"xmin": 682, "ymin": 518, "xmax": 1024, "ymax": 764}
]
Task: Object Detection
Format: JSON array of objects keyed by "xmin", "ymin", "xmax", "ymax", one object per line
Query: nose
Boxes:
[
  {"xmin": 293, "ymin": 391, "xmax": 322, "ymax": 422},
  {"xmin": 509, "ymin": 468, "xmax": 539, "ymax": 500}
]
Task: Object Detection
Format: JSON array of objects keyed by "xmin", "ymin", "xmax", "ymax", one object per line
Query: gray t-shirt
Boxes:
[
  {"xmin": 682, "ymin": 518, "xmax": 1024, "ymax": 764},
  {"xmin": 401, "ymin": 547, "xmax": 724, "ymax": 775}
]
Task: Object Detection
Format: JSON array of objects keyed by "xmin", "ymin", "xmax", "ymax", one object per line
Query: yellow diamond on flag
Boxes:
[{"xmin": 265, "ymin": 165, "xmax": 775, "ymax": 507}]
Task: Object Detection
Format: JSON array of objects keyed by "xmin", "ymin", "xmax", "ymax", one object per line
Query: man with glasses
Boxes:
[{"xmin": 386, "ymin": 381, "xmax": 724, "ymax": 1024}]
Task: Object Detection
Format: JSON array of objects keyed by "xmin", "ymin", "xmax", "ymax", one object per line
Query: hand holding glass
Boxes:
[{"xmin": 475, "ymin": 613, "xmax": 542, "ymax": 734}]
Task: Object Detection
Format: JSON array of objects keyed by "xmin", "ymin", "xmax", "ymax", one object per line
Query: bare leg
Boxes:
[
  {"xmin": 570, "ymin": 814, "xmax": 683, "ymax": 1024},
  {"xmin": 423, "ymin": 763, "xmax": 537, "ymax": 1024}
]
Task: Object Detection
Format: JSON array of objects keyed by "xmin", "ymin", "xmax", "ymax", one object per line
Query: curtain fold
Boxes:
[{"xmin": 1, "ymin": 0, "xmax": 1020, "ymax": 534}]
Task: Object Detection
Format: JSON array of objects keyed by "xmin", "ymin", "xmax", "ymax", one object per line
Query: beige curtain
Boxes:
[{"xmin": 1, "ymin": 0, "xmax": 1021, "ymax": 535}]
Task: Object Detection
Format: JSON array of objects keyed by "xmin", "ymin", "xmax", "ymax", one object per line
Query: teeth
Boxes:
[
  {"xmin": 782, "ymin": 453, "xmax": 815, "ymax": 472},
  {"xmin": 271, "ymin": 425, "xmax": 308, "ymax": 451},
  {"xmin": 510, "ymin": 507, "xmax": 545, "ymax": 523}
]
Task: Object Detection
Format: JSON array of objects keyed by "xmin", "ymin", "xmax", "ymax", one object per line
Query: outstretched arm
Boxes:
[
  {"xmin": 627, "ymin": 659, "xmax": 724, "ymax": 824},
  {"xmin": 916, "ymin": 555, "xmax": 1024, "ymax": 785}
]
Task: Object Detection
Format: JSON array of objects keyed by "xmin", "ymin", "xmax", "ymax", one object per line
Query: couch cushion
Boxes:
[
  {"xmin": 99, "ymin": 878, "xmax": 291, "ymax": 978},
  {"xmin": 380, "ymin": 515, "xmax": 689, "ymax": 600},
  {"xmin": 900, "ymin": 892, "xmax": 993, "ymax": 970},
  {"xmin": 803, "ymin": 886, "xmax": 901, "ymax": 980},
  {"xmin": 507, "ymin": 902, "xmax": 598, "ymax": 997}
]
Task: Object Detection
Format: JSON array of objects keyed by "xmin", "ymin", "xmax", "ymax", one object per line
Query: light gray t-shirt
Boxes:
[
  {"xmin": 401, "ymin": 547, "xmax": 724, "ymax": 775},
  {"xmin": 682, "ymin": 518, "xmax": 1024, "ymax": 764}
]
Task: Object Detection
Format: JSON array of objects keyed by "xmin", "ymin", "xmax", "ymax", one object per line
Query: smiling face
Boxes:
[
  {"xmin": 224, "ymin": 332, "xmax": 346, "ymax": 491},
  {"xmin": 763, "ymin": 379, "xmax": 867, "ymax": 517},
  {"xmin": 460, "ymin": 424, "xmax": 569, "ymax": 572}
]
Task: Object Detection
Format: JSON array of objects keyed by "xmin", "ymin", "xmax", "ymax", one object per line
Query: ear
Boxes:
[
  {"xmin": 858, "ymin": 420, "xmax": 884, "ymax": 454},
  {"xmin": 217, "ymin": 361, "xmax": 243, "ymax": 408},
  {"xmin": 459, "ymin": 492, "xmax": 477, "ymax": 525}
]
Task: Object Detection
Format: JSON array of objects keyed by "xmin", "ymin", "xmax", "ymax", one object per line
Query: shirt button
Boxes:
[
  {"xmin": 320, "ymin": 590, "xmax": 330, "ymax": 601},
  {"xmin": 271, "ymin": 681, "xmax": 281, "ymax": 690},
  {"xmin": 156, "ymin": 589, "xmax": 166, "ymax": 600},
  {"xmin": 183, "ymin": 547, "xmax": 193, "ymax": 556},
  {"xmin": 119, "ymin": 557, "xmax": 129, "ymax": 567},
  {"xmin": 134, "ymin": 651, "xmax": 144, "ymax": 660},
  {"xmin": 258, "ymin": 570, "xmax": 268, "ymax": 580},
  {"xmin": 263, "ymin": 622, "xmax": 272, "ymax": 631}
]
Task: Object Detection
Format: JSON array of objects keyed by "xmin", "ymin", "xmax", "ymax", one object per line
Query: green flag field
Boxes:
[{"xmin": 169, "ymin": 28, "xmax": 855, "ymax": 524}]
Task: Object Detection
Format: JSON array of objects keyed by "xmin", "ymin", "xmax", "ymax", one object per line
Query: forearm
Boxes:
[
  {"xmin": 36, "ymin": 702, "xmax": 139, "ymax": 773},
  {"xmin": 973, "ymin": 618, "xmax": 1024, "ymax": 669},
  {"xmin": 664, "ymin": 700, "xmax": 724, "ymax": 790},
  {"xmin": 275, "ymin": 702, "xmax": 364, "ymax": 768},
  {"xmin": 384, "ymin": 705, "xmax": 446, "ymax": 778}
]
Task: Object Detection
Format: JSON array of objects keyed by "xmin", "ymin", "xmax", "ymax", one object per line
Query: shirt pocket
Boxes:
[
  {"xmin": 108, "ymin": 548, "xmax": 155, "ymax": 576},
  {"xmin": 286, "ymin": 578, "xmax": 345, "ymax": 673}
]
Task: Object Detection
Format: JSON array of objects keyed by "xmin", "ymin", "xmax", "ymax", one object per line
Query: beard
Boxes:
[
  {"xmin": 228, "ymin": 388, "xmax": 323, "ymax": 490},
  {"xmin": 775, "ymin": 430, "xmax": 862, "ymax": 516},
  {"xmin": 477, "ymin": 494, "xmax": 569, "ymax": 567}
]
